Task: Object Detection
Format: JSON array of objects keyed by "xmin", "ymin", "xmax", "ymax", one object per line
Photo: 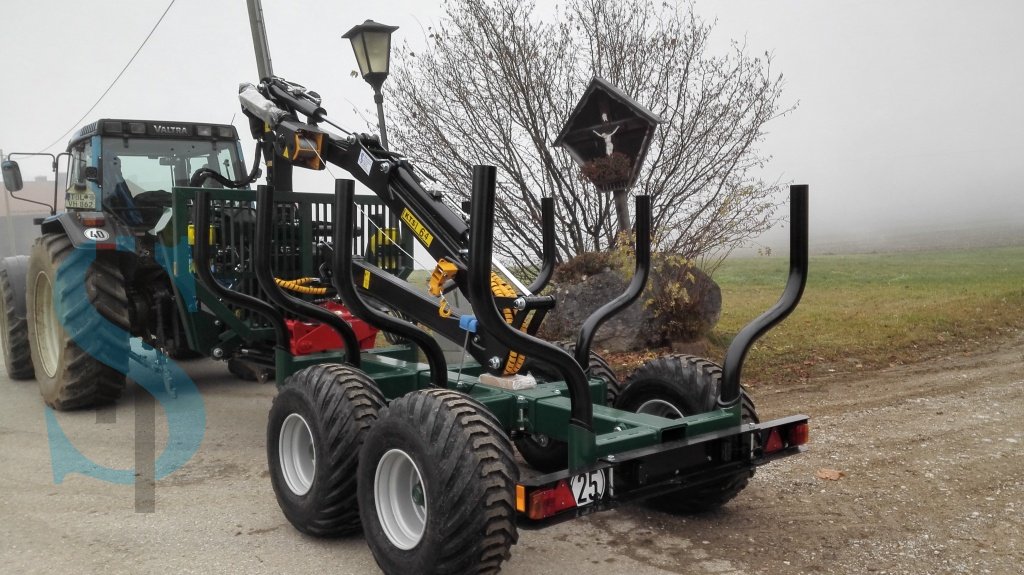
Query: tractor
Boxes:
[
  {"xmin": 1, "ymin": 120, "xmax": 405, "ymax": 409},
  {"xmin": 0, "ymin": 1, "xmax": 812, "ymax": 573}
]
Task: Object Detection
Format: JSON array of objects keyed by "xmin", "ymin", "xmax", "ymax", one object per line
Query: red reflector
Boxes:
[
  {"xmin": 788, "ymin": 422, "xmax": 810, "ymax": 446},
  {"xmin": 764, "ymin": 429, "xmax": 784, "ymax": 454},
  {"xmin": 527, "ymin": 480, "xmax": 576, "ymax": 521}
]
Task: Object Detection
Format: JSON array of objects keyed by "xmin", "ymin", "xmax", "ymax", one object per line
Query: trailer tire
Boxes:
[
  {"xmin": 515, "ymin": 344, "xmax": 620, "ymax": 473},
  {"xmin": 1, "ymin": 256, "xmax": 34, "ymax": 379},
  {"xmin": 267, "ymin": 363, "xmax": 385, "ymax": 537},
  {"xmin": 616, "ymin": 354, "xmax": 759, "ymax": 513},
  {"xmin": 27, "ymin": 234, "xmax": 129, "ymax": 410},
  {"xmin": 359, "ymin": 389, "xmax": 518, "ymax": 575}
]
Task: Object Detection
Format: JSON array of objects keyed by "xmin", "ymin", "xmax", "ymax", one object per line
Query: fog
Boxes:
[{"xmin": 1, "ymin": 0, "xmax": 1021, "ymax": 255}]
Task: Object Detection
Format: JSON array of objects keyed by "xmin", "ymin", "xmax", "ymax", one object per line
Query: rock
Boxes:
[{"xmin": 538, "ymin": 253, "xmax": 723, "ymax": 352}]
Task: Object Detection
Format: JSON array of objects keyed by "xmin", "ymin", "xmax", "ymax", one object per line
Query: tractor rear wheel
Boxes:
[
  {"xmin": 615, "ymin": 354, "xmax": 759, "ymax": 513},
  {"xmin": 515, "ymin": 344, "xmax": 620, "ymax": 473},
  {"xmin": 358, "ymin": 389, "xmax": 518, "ymax": 575},
  {"xmin": 267, "ymin": 363, "xmax": 385, "ymax": 537},
  {"xmin": 1, "ymin": 256, "xmax": 33, "ymax": 379},
  {"xmin": 26, "ymin": 234, "xmax": 129, "ymax": 410}
]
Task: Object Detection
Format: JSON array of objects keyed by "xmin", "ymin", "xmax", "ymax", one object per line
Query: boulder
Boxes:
[{"xmin": 538, "ymin": 253, "xmax": 722, "ymax": 352}]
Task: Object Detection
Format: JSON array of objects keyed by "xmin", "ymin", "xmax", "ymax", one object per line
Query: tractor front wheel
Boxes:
[
  {"xmin": 267, "ymin": 363, "xmax": 385, "ymax": 537},
  {"xmin": 358, "ymin": 389, "xmax": 518, "ymax": 575},
  {"xmin": 616, "ymin": 354, "xmax": 759, "ymax": 513}
]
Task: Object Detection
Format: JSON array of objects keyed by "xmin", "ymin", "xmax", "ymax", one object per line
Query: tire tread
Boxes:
[{"xmin": 1, "ymin": 260, "xmax": 33, "ymax": 379}]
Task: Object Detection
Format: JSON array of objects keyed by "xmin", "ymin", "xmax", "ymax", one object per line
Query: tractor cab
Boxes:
[{"xmin": 62, "ymin": 119, "xmax": 247, "ymax": 229}]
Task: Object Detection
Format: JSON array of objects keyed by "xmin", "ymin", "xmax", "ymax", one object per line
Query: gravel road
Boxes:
[{"xmin": 1, "ymin": 333, "xmax": 1021, "ymax": 574}]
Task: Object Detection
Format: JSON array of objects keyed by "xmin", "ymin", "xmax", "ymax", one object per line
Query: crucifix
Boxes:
[
  {"xmin": 593, "ymin": 124, "xmax": 619, "ymax": 156},
  {"xmin": 595, "ymin": 110, "xmax": 630, "ymax": 235}
]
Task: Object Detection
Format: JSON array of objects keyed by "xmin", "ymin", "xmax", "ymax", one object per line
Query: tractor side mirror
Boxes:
[{"xmin": 2, "ymin": 160, "xmax": 24, "ymax": 192}]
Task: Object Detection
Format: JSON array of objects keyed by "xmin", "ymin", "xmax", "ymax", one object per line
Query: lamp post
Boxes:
[{"xmin": 343, "ymin": 19, "xmax": 399, "ymax": 149}]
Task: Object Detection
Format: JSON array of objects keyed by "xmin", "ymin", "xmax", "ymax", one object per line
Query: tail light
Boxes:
[
  {"xmin": 525, "ymin": 480, "xmax": 576, "ymax": 521},
  {"xmin": 788, "ymin": 422, "xmax": 810, "ymax": 446},
  {"xmin": 763, "ymin": 421, "xmax": 810, "ymax": 455}
]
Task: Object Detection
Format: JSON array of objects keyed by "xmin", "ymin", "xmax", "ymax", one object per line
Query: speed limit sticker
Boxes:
[
  {"xmin": 569, "ymin": 469, "xmax": 606, "ymax": 507},
  {"xmin": 83, "ymin": 228, "xmax": 110, "ymax": 241}
]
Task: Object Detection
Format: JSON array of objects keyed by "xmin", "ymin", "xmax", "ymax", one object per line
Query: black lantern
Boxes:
[
  {"xmin": 554, "ymin": 77, "xmax": 663, "ymax": 232},
  {"xmin": 343, "ymin": 19, "xmax": 399, "ymax": 147}
]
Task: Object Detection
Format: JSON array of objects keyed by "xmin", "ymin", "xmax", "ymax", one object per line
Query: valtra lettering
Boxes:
[{"xmin": 152, "ymin": 124, "xmax": 189, "ymax": 136}]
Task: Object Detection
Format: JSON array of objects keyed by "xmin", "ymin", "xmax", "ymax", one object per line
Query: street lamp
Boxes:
[{"xmin": 343, "ymin": 19, "xmax": 399, "ymax": 149}]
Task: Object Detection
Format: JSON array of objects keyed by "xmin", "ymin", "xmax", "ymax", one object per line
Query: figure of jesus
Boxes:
[{"xmin": 593, "ymin": 125, "xmax": 619, "ymax": 156}]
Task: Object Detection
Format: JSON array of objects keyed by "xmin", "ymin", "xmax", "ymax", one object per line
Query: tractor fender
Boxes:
[
  {"xmin": 39, "ymin": 213, "xmax": 134, "ymax": 249},
  {"xmin": 0, "ymin": 255, "xmax": 31, "ymax": 320}
]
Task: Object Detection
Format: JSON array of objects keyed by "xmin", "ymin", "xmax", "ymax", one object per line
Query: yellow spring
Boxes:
[
  {"xmin": 275, "ymin": 277, "xmax": 329, "ymax": 295},
  {"xmin": 490, "ymin": 273, "xmax": 527, "ymax": 375}
]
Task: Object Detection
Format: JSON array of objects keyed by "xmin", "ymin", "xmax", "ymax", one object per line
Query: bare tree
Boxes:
[{"xmin": 386, "ymin": 0, "xmax": 789, "ymax": 273}]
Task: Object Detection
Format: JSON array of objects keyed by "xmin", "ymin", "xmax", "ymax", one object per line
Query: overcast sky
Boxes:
[{"xmin": 1, "ymin": 0, "xmax": 1021, "ymax": 250}]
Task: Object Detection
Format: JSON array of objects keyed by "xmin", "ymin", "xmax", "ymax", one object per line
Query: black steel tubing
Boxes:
[
  {"xmin": 720, "ymin": 184, "xmax": 809, "ymax": 406},
  {"xmin": 526, "ymin": 196, "xmax": 556, "ymax": 294},
  {"xmin": 573, "ymin": 195, "xmax": 652, "ymax": 368},
  {"xmin": 254, "ymin": 185, "xmax": 361, "ymax": 367},
  {"xmin": 331, "ymin": 179, "xmax": 448, "ymax": 387},
  {"xmin": 193, "ymin": 190, "xmax": 290, "ymax": 347},
  {"xmin": 467, "ymin": 165, "xmax": 593, "ymax": 430}
]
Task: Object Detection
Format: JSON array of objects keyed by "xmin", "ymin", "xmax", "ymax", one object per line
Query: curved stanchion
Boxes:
[
  {"xmin": 253, "ymin": 185, "xmax": 361, "ymax": 367},
  {"xmin": 465, "ymin": 165, "xmax": 593, "ymax": 432},
  {"xmin": 720, "ymin": 184, "xmax": 809, "ymax": 407},
  {"xmin": 331, "ymin": 179, "xmax": 449, "ymax": 387},
  {"xmin": 526, "ymin": 196, "xmax": 557, "ymax": 294},
  {"xmin": 573, "ymin": 195, "xmax": 651, "ymax": 368},
  {"xmin": 193, "ymin": 190, "xmax": 289, "ymax": 347}
]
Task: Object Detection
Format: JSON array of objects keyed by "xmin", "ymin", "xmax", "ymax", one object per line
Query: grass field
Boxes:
[{"xmin": 705, "ymin": 245, "xmax": 1024, "ymax": 386}]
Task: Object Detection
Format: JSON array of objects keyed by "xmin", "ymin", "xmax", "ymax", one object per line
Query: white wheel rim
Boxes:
[
  {"xmin": 33, "ymin": 272, "xmax": 61, "ymax": 379},
  {"xmin": 636, "ymin": 399, "xmax": 685, "ymax": 420},
  {"xmin": 279, "ymin": 413, "xmax": 316, "ymax": 496},
  {"xmin": 374, "ymin": 448, "xmax": 427, "ymax": 550}
]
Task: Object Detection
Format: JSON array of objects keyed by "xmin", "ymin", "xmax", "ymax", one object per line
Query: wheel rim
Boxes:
[
  {"xmin": 374, "ymin": 448, "xmax": 427, "ymax": 550},
  {"xmin": 636, "ymin": 399, "xmax": 685, "ymax": 420},
  {"xmin": 33, "ymin": 272, "xmax": 62, "ymax": 379},
  {"xmin": 279, "ymin": 413, "xmax": 316, "ymax": 496}
]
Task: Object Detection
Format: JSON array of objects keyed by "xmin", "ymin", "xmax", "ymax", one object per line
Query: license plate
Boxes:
[
  {"xmin": 569, "ymin": 469, "xmax": 606, "ymax": 507},
  {"xmin": 65, "ymin": 195, "xmax": 96, "ymax": 209}
]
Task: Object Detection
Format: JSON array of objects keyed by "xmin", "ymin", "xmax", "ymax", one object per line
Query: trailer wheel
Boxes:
[
  {"xmin": 515, "ymin": 344, "xmax": 620, "ymax": 473},
  {"xmin": 27, "ymin": 234, "xmax": 129, "ymax": 410},
  {"xmin": 616, "ymin": 354, "xmax": 759, "ymax": 513},
  {"xmin": 1, "ymin": 256, "xmax": 34, "ymax": 379},
  {"xmin": 267, "ymin": 363, "xmax": 385, "ymax": 537},
  {"xmin": 359, "ymin": 389, "xmax": 518, "ymax": 575}
]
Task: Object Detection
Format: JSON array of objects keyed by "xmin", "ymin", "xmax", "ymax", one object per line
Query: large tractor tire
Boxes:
[
  {"xmin": 358, "ymin": 389, "xmax": 518, "ymax": 575},
  {"xmin": 26, "ymin": 234, "xmax": 129, "ymax": 410},
  {"xmin": 515, "ymin": 344, "xmax": 620, "ymax": 473},
  {"xmin": 1, "ymin": 256, "xmax": 34, "ymax": 379},
  {"xmin": 267, "ymin": 363, "xmax": 386, "ymax": 537},
  {"xmin": 615, "ymin": 354, "xmax": 759, "ymax": 513}
]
